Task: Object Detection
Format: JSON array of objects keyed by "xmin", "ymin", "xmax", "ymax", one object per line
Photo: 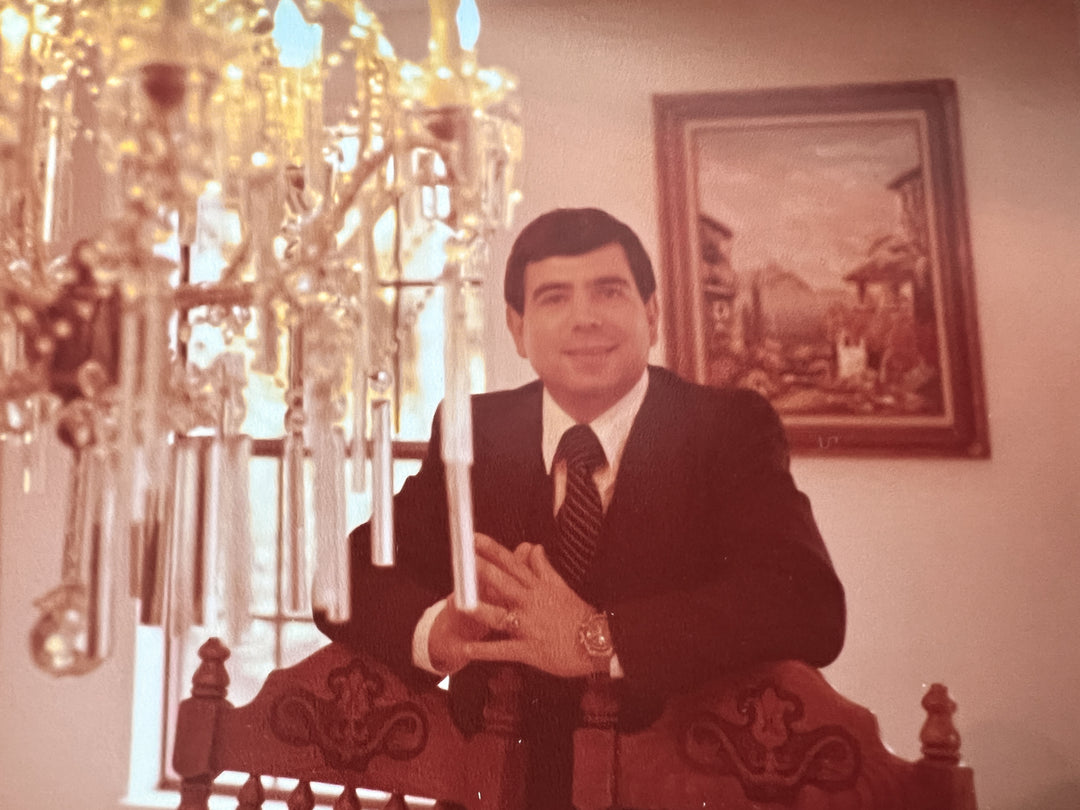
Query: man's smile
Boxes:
[{"xmin": 563, "ymin": 345, "xmax": 616, "ymax": 357}]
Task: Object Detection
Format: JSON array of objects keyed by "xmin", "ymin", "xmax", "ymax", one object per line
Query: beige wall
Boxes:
[{"xmin": 3, "ymin": 1, "xmax": 1080, "ymax": 808}]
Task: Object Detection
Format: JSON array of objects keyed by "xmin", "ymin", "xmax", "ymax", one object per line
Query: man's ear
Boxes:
[
  {"xmin": 645, "ymin": 294, "xmax": 660, "ymax": 346},
  {"xmin": 506, "ymin": 304, "xmax": 528, "ymax": 359}
]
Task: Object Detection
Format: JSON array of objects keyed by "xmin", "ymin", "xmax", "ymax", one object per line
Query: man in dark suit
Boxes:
[{"xmin": 317, "ymin": 207, "xmax": 845, "ymax": 809}]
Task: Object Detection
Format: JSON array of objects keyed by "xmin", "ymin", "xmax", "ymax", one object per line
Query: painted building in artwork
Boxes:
[
  {"xmin": 698, "ymin": 213, "xmax": 742, "ymax": 383},
  {"xmin": 698, "ymin": 214, "xmax": 737, "ymax": 347},
  {"xmin": 839, "ymin": 165, "xmax": 940, "ymax": 400}
]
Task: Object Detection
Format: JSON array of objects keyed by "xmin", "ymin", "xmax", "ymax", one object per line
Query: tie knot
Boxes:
[{"xmin": 555, "ymin": 424, "xmax": 606, "ymax": 472}]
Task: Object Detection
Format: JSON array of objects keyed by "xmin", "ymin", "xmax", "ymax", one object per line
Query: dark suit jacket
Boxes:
[{"xmin": 317, "ymin": 365, "xmax": 845, "ymax": 807}]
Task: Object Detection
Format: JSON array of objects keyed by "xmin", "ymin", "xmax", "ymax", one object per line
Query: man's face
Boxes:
[{"xmin": 506, "ymin": 242, "xmax": 659, "ymax": 422}]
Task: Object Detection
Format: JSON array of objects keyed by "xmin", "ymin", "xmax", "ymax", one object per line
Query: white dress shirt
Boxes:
[{"xmin": 412, "ymin": 369, "xmax": 650, "ymax": 677}]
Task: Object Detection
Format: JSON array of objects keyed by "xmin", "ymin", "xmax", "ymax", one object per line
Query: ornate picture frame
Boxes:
[{"xmin": 654, "ymin": 79, "xmax": 989, "ymax": 456}]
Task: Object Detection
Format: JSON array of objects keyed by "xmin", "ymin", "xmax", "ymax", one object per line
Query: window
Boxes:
[
  {"xmin": 125, "ymin": 186, "xmax": 486, "ymax": 805},
  {"xmin": 128, "ymin": 443, "xmax": 427, "ymax": 805}
]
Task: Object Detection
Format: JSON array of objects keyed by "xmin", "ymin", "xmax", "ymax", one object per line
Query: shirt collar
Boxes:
[{"xmin": 541, "ymin": 369, "xmax": 650, "ymax": 474}]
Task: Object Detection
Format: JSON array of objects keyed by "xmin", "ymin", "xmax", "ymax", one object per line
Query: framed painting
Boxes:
[{"xmin": 654, "ymin": 79, "xmax": 989, "ymax": 456}]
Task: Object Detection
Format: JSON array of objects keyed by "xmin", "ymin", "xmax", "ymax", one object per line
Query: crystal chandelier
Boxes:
[{"xmin": 0, "ymin": 0, "xmax": 521, "ymax": 675}]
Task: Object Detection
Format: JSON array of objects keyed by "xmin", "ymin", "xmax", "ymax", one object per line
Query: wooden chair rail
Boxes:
[
  {"xmin": 573, "ymin": 661, "xmax": 977, "ymax": 810},
  {"xmin": 173, "ymin": 639, "xmax": 527, "ymax": 810},
  {"xmin": 172, "ymin": 640, "xmax": 977, "ymax": 810}
]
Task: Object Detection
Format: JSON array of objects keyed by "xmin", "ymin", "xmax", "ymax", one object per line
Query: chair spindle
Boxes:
[{"xmin": 237, "ymin": 774, "xmax": 264, "ymax": 810}]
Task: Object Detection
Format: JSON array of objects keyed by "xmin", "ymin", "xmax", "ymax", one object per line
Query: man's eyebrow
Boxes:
[
  {"xmin": 530, "ymin": 281, "xmax": 572, "ymax": 299},
  {"xmin": 589, "ymin": 275, "xmax": 633, "ymax": 288}
]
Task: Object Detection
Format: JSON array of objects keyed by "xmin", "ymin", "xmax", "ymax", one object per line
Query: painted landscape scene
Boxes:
[{"xmin": 690, "ymin": 115, "xmax": 948, "ymax": 423}]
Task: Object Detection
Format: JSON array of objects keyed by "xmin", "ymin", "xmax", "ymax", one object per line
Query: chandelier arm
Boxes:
[
  {"xmin": 173, "ymin": 282, "xmax": 257, "ymax": 311},
  {"xmin": 218, "ymin": 230, "xmax": 253, "ymax": 287},
  {"xmin": 326, "ymin": 145, "xmax": 392, "ymax": 237}
]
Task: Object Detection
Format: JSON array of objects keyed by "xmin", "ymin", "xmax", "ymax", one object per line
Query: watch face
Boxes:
[{"xmin": 579, "ymin": 613, "xmax": 613, "ymax": 657}]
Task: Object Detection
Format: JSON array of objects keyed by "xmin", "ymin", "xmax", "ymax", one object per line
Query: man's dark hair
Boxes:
[{"xmin": 504, "ymin": 207, "xmax": 657, "ymax": 313}]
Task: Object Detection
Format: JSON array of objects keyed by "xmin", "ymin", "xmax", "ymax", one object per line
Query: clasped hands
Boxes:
[{"xmin": 428, "ymin": 533, "xmax": 608, "ymax": 678}]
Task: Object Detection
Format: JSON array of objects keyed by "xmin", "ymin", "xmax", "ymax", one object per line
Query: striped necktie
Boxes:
[{"xmin": 552, "ymin": 424, "xmax": 607, "ymax": 590}]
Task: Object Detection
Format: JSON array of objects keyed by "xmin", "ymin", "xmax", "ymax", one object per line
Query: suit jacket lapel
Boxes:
[
  {"xmin": 585, "ymin": 368, "xmax": 698, "ymax": 601},
  {"xmin": 607, "ymin": 367, "xmax": 681, "ymax": 519},
  {"xmin": 473, "ymin": 382, "xmax": 555, "ymax": 548}
]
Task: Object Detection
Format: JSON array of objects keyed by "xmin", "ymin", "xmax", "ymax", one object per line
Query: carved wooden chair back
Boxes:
[
  {"xmin": 573, "ymin": 660, "xmax": 978, "ymax": 810},
  {"xmin": 172, "ymin": 638, "xmax": 527, "ymax": 810}
]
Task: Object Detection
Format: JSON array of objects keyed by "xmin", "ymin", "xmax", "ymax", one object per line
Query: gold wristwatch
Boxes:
[{"xmin": 577, "ymin": 612, "xmax": 614, "ymax": 659}]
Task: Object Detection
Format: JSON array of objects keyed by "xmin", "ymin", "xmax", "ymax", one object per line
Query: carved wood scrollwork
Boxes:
[
  {"xmin": 680, "ymin": 679, "xmax": 861, "ymax": 803},
  {"xmin": 269, "ymin": 657, "xmax": 428, "ymax": 772}
]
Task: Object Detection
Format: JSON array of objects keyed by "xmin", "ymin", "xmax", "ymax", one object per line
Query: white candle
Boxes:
[
  {"xmin": 370, "ymin": 397, "xmax": 395, "ymax": 566},
  {"xmin": 441, "ymin": 253, "xmax": 478, "ymax": 610},
  {"xmin": 310, "ymin": 420, "xmax": 349, "ymax": 623}
]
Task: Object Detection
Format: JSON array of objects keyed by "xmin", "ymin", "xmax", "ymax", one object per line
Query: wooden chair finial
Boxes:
[
  {"xmin": 190, "ymin": 637, "xmax": 231, "ymax": 699},
  {"xmin": 920, "ymin": 682, "xmax": 962, "ymax": 764}
]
